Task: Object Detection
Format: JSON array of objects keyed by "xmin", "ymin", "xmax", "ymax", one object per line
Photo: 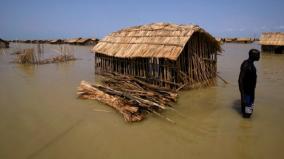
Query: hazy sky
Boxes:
[{"xmin": 0, "ymin": 0, "xmax": 283, "ymax": 40}]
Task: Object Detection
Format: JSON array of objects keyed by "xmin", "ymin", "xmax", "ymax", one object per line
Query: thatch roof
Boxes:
[
  {"xmin": 260, "ymin": 32, "xmax": 284, "ymax": 46},
  {"xmin": 50, "ymin": 39, "xmax": 58, "ymax": 43},
  {"xmin": 65, "ymin": 38, "xmax": 81, "ymax": 43},
  {"xmin": 76, "ymin": 38, "xmax": 92, "ymax": 43},
  {"xmin": 50, "ymin": 39, "xmax": 64, "ymax": 44},
  {"xmin": 92, "ymin": 38, "xmax": 99, "ymax": 41},
  {"xmin": 92, "ymin": 23, "xmax": 220, "ymax": 60}
]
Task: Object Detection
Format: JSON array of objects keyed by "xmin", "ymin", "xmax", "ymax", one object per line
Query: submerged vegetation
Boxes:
[
  {"xmin": 13, "ymin": 44, "xmax": 76, "ymax": 64},
  {"xmin": 15, "ymin": 48, "xmax": 39, "ymax": 64}
]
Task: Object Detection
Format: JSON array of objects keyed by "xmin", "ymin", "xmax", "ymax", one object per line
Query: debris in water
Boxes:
[
  {"xmin": 77, "ymin": 73, "xmax": 178, "ymax": 122},
  {"xmin": 13, "ymin": 46, "xmax": 76, "ymax": 65}
]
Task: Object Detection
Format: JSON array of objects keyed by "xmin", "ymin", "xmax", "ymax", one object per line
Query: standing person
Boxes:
[{"xmin": 238, "ymin": 49, "xmax": 260, "ymax": 118}]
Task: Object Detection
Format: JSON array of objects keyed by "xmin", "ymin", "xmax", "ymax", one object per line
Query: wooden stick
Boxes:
[{"xmin": 216, "ymin": 74, "xmax": 229, "ymax": 84}]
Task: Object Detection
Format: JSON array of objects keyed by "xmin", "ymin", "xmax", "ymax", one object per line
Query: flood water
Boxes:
[{"xmin": 0, "ymin": 43, "xmax": 284, "ymax": 159}]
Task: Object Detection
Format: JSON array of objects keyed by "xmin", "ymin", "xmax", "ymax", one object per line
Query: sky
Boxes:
[{"xmin": 0, "ymin": 0, "xmax": 283, "ymax": 40}]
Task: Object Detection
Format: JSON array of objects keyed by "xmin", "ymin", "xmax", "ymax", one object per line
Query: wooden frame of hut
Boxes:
[
  {"xmin": 92, "ymin": 23, "xmax": 221, "ymax": 90},
  {"xmin": 260, "ymin": 32, "xmax": 284, "ymax": 54},
  {"xmin": 0, "ymin": 38, "xmax": 9, "ymax": 48}
]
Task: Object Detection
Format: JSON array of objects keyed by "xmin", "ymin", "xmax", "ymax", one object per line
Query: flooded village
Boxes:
[
  {"xmin": 1, "ymin": 25, "xmax": 284, "ymax": 159},
  {"xmin": 1, "ymin": 1, "xmax": 284, "ymax": 159}
]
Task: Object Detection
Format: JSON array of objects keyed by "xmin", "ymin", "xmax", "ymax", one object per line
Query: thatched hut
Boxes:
[
  {"xmin": 235, "ymin": 38, "xmax": 254, "ymax": 43},
  {"xmin": 92, "ymin": 23, "xmax": 221, "ymax": 90},
  {"xmin": 64, "ymin": 38, "xmax": 82, "ymax": 44},
  {"xmin": 24, "ymin": 40, "xmax": 32, "ymax": 43},
  {"xmin": 215, "ymin": 37, "xmax": 225, "ymax": 43},
  {"xmin": 0, "ymin": 39, "xmax": 9, "ymax": 48},
  {"xmin": 38, "ymin": 40, "xmax": 49, "ymax": 44},
  {"xmin": 260, "ymin": 32, "xmax": 284, "ymax": 54},
  {"xmin": 224, "ymin": 38, "xmax": 237, "ymax": 43},
  {"xmin": 76, "ymin": 38, "xmax": 99, "ymax": 45},
  {"xmin": 50, "ymin": 39, "xmax": 64, "ymax": 44},
  {"xmin": 31, "ymin": 40, "xmax": 39, "ymax": 43}
]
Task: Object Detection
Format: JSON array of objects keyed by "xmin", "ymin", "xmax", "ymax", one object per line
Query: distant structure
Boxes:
[
  {"xmin": 50, "ymin": 39, "xmax": 64, "ymax": 44},
  {"xmin": 75, "ymin": 38, "xmax": 99, "ymax": 45},
  {"xmin": 260, "ymin": 32, "xmax": 284, "ymax": 54},
  {"xmin": 224, "ymin": 38, "xmax": 237, "ymax": 43},
  {"xmin": 8, "ymin": 37, "xmax": 99, "ymax": 46},
  {"xmin": 235, "ymin": 38, "xmax": 254, "ymax": 43},
  {"xmin": 24, "ymin": 40, "xmax": 32, "ymax": 43},
  {"xmin": 215, "ymin": 37, "xmax": 225, "ymax": 44},
  {"xmin": 64, "ymin": 38, "xmax": 82, "ymax": 45},
  {"xmin": 63, "ymin": 38, "xmax": 99, "ymax": 45},
  {"xmin": 222, "ymin": 37, "xmax": 256, "ymax": 44},
  {"xmin": 92, "ymin": 23, "xmax": 221, "ymax": 90},
  {"xmin": 0, "ymin": 38, "xmax": 9, "ymax": 48}
]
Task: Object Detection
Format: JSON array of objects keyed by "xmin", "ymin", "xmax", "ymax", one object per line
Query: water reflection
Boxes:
[{"xmin": 15, "ymin": 64, "xmax": 37, "ymax": 77}]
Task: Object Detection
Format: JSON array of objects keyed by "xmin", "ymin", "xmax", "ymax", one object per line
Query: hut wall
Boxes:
[
  {"xmin": 176, "ymin": 32, "xmax": 217, "ymax": 88},
  {"xmin": 95, "ymin": 54, "xmax": 179, "ymax": 89},
  {"xmin": 262, "ymin": 45, "xmax": 284, "ymax": 54}
]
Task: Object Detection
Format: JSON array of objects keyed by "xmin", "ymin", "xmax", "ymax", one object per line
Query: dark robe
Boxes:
[{"xmin": 238, "ymin": 59, "xmax": 257, "ymax": 114}]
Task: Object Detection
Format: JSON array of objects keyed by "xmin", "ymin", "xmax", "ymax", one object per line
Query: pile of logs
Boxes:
[{"xmin": 77, "ymin": 73, "xmax": 178, "ymax": 122}]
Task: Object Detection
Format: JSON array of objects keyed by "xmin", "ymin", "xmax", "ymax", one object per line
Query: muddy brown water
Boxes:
[{"xmin": 0, "ymin": 43, "xmax": 284, "ymax": 159}]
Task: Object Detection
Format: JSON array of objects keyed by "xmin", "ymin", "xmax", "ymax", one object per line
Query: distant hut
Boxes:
[
  {"xmin": 224, "ymin": 38, "xmax": 237, "ymax": 43},
  {"xmin": 64, "ymin": 38, "xmax": 82, "ymax": 45},
  {"xmin": 50, "ymin": 39, "xmax": 64, "ymax": 44},
  {"xmin": 92, "ymin": 23, "xmax": 221, "ymax": 90},
  {"xmin": 18, "ymin": 40, "xmax": 24, "ymax": 43},
  {"xmin": 0, "ymin": 39, "xmax": 9, "ymax": 48},
  {"xmin": 38, "ymin": 40, "xmax": 47, "ymax": 44},
  {"xmin": 24, "ymin": 40, "xmax": 32, "ymax": 43},
  {"xmin": 31, "ymin": 40, "xmax": 39, "ymax": 44},
  {"xmin": 260, "ymin": 32, "xmax": 284, "ymax": 54},
  {"xmin": 76, "ymin": 38, "xmax": 99, "ymax": 45},
  {"xmin": 254, "ymin": 38, "xmax": 259, "ymax": 41},
  {"xmin": 215, "ymin": 37, "xmax": 225, "ymax": 44},
  {"xmin": 235, "ymin": 38, "xmax": 254, "ymax": 43}
]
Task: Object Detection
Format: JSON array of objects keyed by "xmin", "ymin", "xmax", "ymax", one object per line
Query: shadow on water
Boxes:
[{"xmin": 232, "ymin": 99, "xmax": 242, "ymax": 115}]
